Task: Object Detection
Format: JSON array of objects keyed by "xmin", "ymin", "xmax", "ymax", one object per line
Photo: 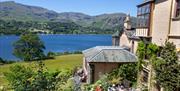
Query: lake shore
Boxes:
[
  {"xmin": 0, "ymin": 34, "xmax": 112, "ymax": 60},
  {"xmin": 0, "ymin": 33, "xmax": 112, "ymax": 36}
]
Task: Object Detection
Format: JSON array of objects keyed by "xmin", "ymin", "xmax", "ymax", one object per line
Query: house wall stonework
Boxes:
[
  {"xmin": 169, "ymin": 0, "xmax": 180, "ymax": 48},
  {"xmin": 170, "ymin": 20, "xmax": 180, "ymax": 36},
  {"xmin": 112, "ymin": 37, "xmax": 120, "ymax": 46},
  {"xmin": 120, "ymin": 32, "xmax": 131, "ymax": 47},
  {"xmin": 136, "ymin": 0, "xmax": 180, "ymax": 90},
  {"xmin": 170, "ymin": 0, "xmax": 180, "ymax": 37},
  {"xmin": 169, "ymin": 38, "xmax": 180, "ymax": 48},
  {"xmin": 151, "ymin": 0, "xmax": 180, "ymax": 48},
  {"xmin": 133, "ymin": 41, "xmax": 139, "ymax": 54},
  {"xmin": 89, "ymin": 62, "xmax": 119, "ymax": 83},
  {"xmin": 151, "ymin": 0, "xmax": 172, "ymax": 46}
]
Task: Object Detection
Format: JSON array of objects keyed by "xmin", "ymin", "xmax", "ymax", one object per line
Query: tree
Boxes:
[
  {"xmin": 4, "ymin": 65, "xmax": 34, "ymax": 91},
  {"xmin": 136, "ymin": 41, "xmax": 146, "ymax": 71},
  {"xmin": 147, "ymin": 43, "xmax": 159, "ymax": 59},
  {"xmin": 153, "ymin": 41, "xmax": 180, "ymax": 91},
  {"xmin": 13, "ymin": 33, "xmax": 45, "ymax": 61},
  {"xmin": 136, "ymin": 42, "xmax": 160, "ymax": 90},
  {"xmin": 4, "ymin": 61, "xmax": 59, "ymax": 91},
  {"xmin": 0, "ymin": 57, "xmax": 5, "ymax": 64},
  {"xmin": 30, "ymin": 61, "xmax": 59, "ymax": 91},
  {"xmin": 47, "ymin": 51, "xmax": 55, "ymax": 59},
  {"xmin": 107, "ymin": 63, "xmax": 138, "ymax": 86}
]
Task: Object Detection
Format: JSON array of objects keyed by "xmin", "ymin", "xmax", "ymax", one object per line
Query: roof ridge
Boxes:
[
  {"xmin": 121, "ymin": 49, "xmax": 137, "ymax": 59},
  {"xmin": 88, "ymin": 49, "xmax": 104, "ymax": 62}
]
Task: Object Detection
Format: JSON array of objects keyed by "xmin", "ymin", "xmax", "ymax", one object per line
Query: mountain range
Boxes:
[{"xmin": 0, "ymin": 1, "xmax": 136, "ymax": 33}]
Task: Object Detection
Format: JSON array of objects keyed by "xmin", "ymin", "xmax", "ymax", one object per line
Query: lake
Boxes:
[{"xmin": 0, "ymin": 34, "xmax": 112, "ymax": 61}]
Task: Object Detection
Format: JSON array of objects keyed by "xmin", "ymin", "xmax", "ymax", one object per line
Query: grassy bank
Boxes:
[{"xmin": 0, "ymin": 54, "xmax": 83, "ymax": 86}]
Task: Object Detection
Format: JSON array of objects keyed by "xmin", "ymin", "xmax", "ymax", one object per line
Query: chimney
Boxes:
[{"xmin": 124, "ymin": 14, "xmax": 131, "ymax": 30}]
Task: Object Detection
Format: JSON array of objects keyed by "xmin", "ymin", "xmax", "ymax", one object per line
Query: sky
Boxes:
[{"xmin": 0, "ymin": 0, "xmax": 143, "ymax": 16}]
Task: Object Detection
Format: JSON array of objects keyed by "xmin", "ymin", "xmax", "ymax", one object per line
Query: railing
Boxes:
[{"xmin": 136, "ymin": 28, "xmax": 149, "ymax": 37}]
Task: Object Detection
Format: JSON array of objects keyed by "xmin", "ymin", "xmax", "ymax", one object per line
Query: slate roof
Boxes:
[
  {"xmin": 112, "ymin": 29, "xmax": 140, "ymax": 40},
  {"xmin": 112, "ymin": 31, "xmax": 120, "ymax": 37},
  {"xmin": 124, "ymin": 29, "xmax": 140, "ymax": 40},
  {"xmin": 82, "ymin": 46, "xmax": 137, "ymax": 63}
]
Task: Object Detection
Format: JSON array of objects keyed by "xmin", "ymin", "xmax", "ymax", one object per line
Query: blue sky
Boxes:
[{"xmin": 1, "ymin": 0, "xmax": 143, "ymax": 16}]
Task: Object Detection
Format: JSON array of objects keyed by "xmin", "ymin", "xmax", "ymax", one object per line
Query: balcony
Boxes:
[{"xmin": 136, "ymin": 28, "xmax": 149, "ymax": 37}]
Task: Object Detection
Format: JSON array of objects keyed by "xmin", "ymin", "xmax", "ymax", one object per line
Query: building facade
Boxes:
[
  {"xmin": 136, "ymin": 0, "xmax": 180, "ymax": 90},
  {"xmin": 112, "ymin": 14, "xmax": 140, "ymax": 54},
  {"xmin": 82, "ymin": 46, "xmax": 137, "ymax": 84},
  {"xmin": 96, "ymin": 0, "xmax": 179, "ymax": 89},
  {"xmin": 136, "ymin": 0, "xmax": 180, "ymax": 48}
]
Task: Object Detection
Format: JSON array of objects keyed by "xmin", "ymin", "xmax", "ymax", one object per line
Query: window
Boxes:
[
  {"xmin": 89, "ymin": 64, "xmax": 95, "ymax": 83},
  {"xmin": 137, "ymin": 4, "xmax": 151, "ymax": 28},
  {"xmin": 176, "ymin": 0, "xmax": 180, "ymax": 17},
  {"xmin": 142, "ymin": 70, "xmax": 149, "ymax": 83}
]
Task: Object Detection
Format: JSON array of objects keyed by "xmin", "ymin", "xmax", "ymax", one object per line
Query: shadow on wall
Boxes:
[{"xmin": 155, "ymin": 0, "xmax": 168, "ymax": 4}]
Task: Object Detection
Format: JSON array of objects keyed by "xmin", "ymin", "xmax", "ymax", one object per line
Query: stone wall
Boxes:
[
  {"xmin": 151, "ymin": 0, "xmax": 172, "ymax": 46},
  {"xmin": 89, "ymin": 62, "xmax": 119, "ymax": 82}
]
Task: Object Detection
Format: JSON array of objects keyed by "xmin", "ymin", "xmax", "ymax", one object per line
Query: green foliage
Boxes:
[
  {"xmin": 56, "ymin": 69, "xmax": 80, "ymax": 91},
  {"xmin": 84, "ymin": 75, "xmax": 110, "ymax": 91},
  {"xmin": 0, "ymin": 57, "xmax": 5, "ymax": 64},
  {"xmin": 0, "ymin": 58, "xmax": 15, "ymax": 65},
  {"xmin": 160, "ymin": 42, "xmax": 178, "ymax": 65},
  {"xmin": 47, "ymin": 51, "xmax": 55, "ymax": 59},
  {"xmin": 147, "ymin": 43, "xmax": 159, "ymax": 59},
  {"xmin": 108, "ymin": 63, "xmax": 138, "ymax": 84},
  {"xmin": 146, "ymin": 43, "xmax": 159, "ymax": 69},
  {"xmin": 136, "ymin": 41, "xmax": 146, "ymax": 70},
  {"xmin": 0, "ymin": 19, "xmax": 117, "ymax": 35},
  {"xmin": 0, "ymin": 2, "xmax": 137, "ymax": 34},
  {"xmin": 4, "ymin": 61, "xmax": 60, "ymax": 91},
  {"xmin": 30, "ymin": 61, "xmax": 59, "ymax": 91},
  {"xmin": 62, "ymin": 78, "xmax": 75, "ymax": 91},
  {"xmin": 0, "ymin": 20, "xmax": 29, "ymax": 35},
  {"xmin": 0, "ymin": 54, "xmax": 82, "ymax": 87},
  {"xmin": 13, "ymin": 33, "xmax": 45, "ymax": 61},
  {"xmin": 95, "ymin": 75, "xmax": 110, "ymax": 90},
  {"xmin": 56, "ymin": 70, "xmax": 72, "ymax": 86},
  {"xmin": 136, "ymin": 41, "xmax": 146, "ymax": 60},
  {"xmin": 86, "ymin": 63, "xmax": 138, "ymax": 91},
  {"xmin": 4, "ymin": 65, "xmax": 34, "ymax": 91},
  {"xmin": 136, "ymin": 42, "xmax": 160, "ymax": 89},
  {"xmin": 136, "ymin": 41, "xmax": 159, "ymax": 70},
  {"xmin": 57, "ymin": 78, "xmax": 75, "ymax": 91},
  {"xmin": 152, "ymin": 41, "xmax": 180, "ymax": 91}
]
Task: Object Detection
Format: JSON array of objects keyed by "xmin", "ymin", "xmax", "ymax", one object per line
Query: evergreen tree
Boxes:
[{"xmin": 153, "ymin": 41, "xmax": 180, "ymax": 91}]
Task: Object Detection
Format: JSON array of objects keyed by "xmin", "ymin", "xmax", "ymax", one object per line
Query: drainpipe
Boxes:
[{"xmin": 168, "ymin": 0, "xmax": 174, "ymax": 40}]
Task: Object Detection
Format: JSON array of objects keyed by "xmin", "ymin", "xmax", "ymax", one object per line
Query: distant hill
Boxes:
[
  {"xmin": 0, "ymin": 1, "xmax": 137, "ymax": 34},
  {"xmin": 0, "ymin": 1, "xmax": 58, "ymax": 21}
]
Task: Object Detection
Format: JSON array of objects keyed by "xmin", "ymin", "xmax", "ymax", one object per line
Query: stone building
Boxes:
[
  {"xmin": 82, "ymin": 46, "xmax": 137, "ymax": 84},
  {"xmin": 112, "ymin": 14, "xmax": 140, "ymax": 54},
  {"xmin": 82, "ymin": 14, "xmax": 139, "ymax": 84},
  {"xmin": 135, "ymin": 0, "xmax": 180, "ymax": 90},
  {"xmin": 112, "ymin": 0, "xmax": 180, "ymax": 90},
  {"xmin": 136, "ymin": 0, "xmax": 180, "ymax": 48}
]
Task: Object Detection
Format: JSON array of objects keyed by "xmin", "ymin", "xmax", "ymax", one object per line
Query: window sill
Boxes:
[
  {"xmin": 172, "ymin": 16, "xmax": 180, "ymax": 21},
  {"xmin": 168, "ymin": 34, "xmax": 180, "ymax": 38}
]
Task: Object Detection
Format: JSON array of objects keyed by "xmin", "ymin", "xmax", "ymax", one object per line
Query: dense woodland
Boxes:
[{"xmin": 0, "ymin": 19, "xmax": 118, "ymax": 35}]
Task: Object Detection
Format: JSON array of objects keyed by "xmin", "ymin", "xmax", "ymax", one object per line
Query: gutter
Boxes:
[{"xmin": 168, "ymin": 0, "xmax": 174, "ymax": 40}]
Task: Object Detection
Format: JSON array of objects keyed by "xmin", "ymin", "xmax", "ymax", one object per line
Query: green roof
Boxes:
[{"xmin": 83, "ymin": 46, "xmax": 137, "ymax": 63}]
